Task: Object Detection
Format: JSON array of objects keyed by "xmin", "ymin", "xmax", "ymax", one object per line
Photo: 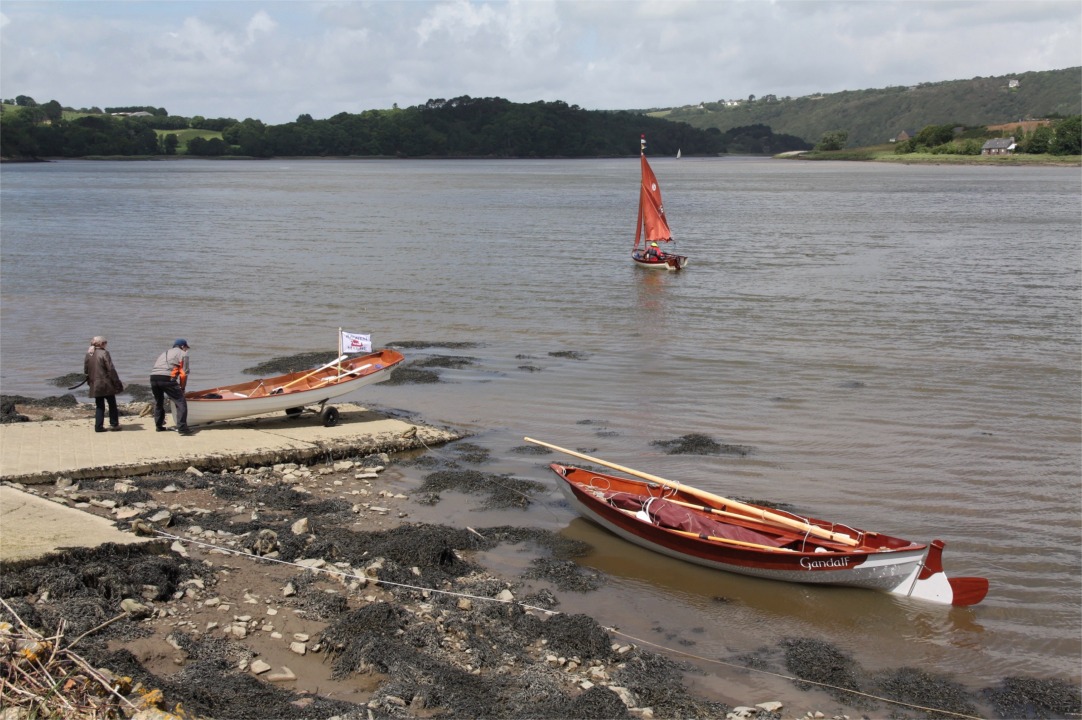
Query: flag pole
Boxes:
[{"xmin": 337, "ymin": 327, "xmax": 344, "ymax": 378}]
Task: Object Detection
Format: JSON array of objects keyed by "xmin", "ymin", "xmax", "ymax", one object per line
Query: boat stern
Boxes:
[{"xmin": 889, "ymin": 539, "xmax": 989, "ymax": 606}]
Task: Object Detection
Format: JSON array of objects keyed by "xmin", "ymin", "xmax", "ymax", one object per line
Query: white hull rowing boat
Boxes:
[{"xmin": 183, "ymin": 349, "xmax": 404, "ymax": 426}]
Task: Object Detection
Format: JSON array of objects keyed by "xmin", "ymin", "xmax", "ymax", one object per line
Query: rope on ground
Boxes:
[
  {"xmin": 155, "ymin": 530, "xmax": 560, "ymax": 617},
  {"xmin": 155, "ymin": 529, "xmax": 985, "ymax": 720},
  {"xmin": 607, "ymin": 627, "xmax": 985, "ymax": 720}
]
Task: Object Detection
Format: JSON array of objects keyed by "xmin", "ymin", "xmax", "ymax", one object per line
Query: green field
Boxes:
[{"xmin": 154, "ymin": 127, "xmax": 224, "ymax": 148}]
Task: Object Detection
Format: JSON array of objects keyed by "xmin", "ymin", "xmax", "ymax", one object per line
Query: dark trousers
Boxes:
[
  {"xmin": 151, "ymin": 376, "xmax": 188, "ymax": 430},
  {"xmin": 94, "ymin": 395, "xmax": 119, "ymax": 430}
]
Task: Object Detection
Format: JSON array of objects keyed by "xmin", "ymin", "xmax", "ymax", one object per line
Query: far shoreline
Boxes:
[
  {"xmin": 776, "ymin": 148, "xmax": 1081, "ymax": 167},
  {"xmin": 5, "ymin": 152, "xmax": 1080, "ymax": 167}
]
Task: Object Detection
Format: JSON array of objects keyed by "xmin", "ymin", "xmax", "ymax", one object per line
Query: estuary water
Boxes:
[{"xmin": 1, "ymin": 157, "xmax": 1079, "ymax": 708}]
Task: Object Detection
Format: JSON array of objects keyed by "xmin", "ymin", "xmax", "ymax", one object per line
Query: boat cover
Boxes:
[{"xmin": 605, "ymin": 493, "xmax": 788, "ymax": 548}]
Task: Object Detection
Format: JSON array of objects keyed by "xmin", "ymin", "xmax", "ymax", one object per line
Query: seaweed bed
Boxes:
[{"xmin": 1, "ymin": 409, "xmax": 1078, "ymax": 719}]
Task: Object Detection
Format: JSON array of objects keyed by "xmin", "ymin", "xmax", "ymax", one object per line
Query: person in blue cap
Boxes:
[{"xmin": 150, "ymin": 339, "xmax": 193, "ymax": 435}]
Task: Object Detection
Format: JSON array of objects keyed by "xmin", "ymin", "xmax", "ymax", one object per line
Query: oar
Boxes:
[
  {"xmin": 524, "ymin": 437, "xmax": 858, "ymax": 547},
  {"xmin": 273, "ymin": 354, "xmax": 348, "ymax": 393},
  {"xmin": 314, "ymin": 363, "xmax": 371, "ymax": 387},
  {"xmin": 665, "ymin": 527, "xmax": 797, "ymax": 553}
]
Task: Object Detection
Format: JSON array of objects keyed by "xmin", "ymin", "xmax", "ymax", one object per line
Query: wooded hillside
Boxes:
[
  {"xmin": 660, "ymin": 68, "xmax": 1081, "ymax": 148},
  {"xmin": 2, "ymin": 68, "xmax": 1078, "ymax": 158},
  {"xmin": 0, "ymin": 96, "xmax": 730, "ymax": 159}
]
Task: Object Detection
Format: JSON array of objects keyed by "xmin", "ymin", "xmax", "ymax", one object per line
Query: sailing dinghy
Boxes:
[
  {"xmin": 525, "ymin": 438, "xmax": 989, "ymax": 606},
  {"xmin": 632, "ymin": 134, "xmax": 688, "ymax": 271},
  {"xmin": 183, "ymin": 349, "xmax": 404, "ymax": 427}
]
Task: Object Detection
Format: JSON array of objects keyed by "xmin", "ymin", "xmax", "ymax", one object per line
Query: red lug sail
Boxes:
[{"xmin": 636, "ymin": 153, "xmax": 673, "ymax": 248}]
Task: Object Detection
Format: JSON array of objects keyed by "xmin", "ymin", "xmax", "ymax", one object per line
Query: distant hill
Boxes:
[
  {"xmin": 659, "ymin": 68, "xmax": 1081, "ymax": 148},
  {"xmin": 4, "ymin": 69, "xmax": 1078, "ymax": 158}
]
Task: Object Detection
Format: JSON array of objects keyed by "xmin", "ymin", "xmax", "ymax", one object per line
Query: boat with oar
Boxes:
[
  {"xmin": 524, "ymin": 438, "xmax": 988, "ymax": 606},
  {"xmin": 183, "ymin": 349, "xmax": 404, "ymax": 427},
  {"xmin": 631, "ymin": 134, "xmax": 688, "ymax": 271}
]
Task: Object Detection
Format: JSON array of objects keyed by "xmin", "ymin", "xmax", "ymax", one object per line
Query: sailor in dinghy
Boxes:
[{"xmin": 632, "ymin": 135, "xmax": 688, "ymax": 271}]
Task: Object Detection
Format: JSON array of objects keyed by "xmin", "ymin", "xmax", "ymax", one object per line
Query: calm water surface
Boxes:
[{"xmin": 2, "ymin": 158, "xmax": 1079, "ymax": 707}]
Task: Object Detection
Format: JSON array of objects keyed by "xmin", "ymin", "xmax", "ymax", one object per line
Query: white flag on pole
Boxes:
[{"xmin": 341, "ymin": 331, "xmax": 372, "ymax": 354}]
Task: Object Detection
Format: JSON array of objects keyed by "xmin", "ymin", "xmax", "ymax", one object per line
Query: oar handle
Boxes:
[
  {"xmin": 315, "ymin": 363, "xmax": 372, "ymax": 387},
  {"xmin": 523, "ymin": 437, "xmax": 858, "ymax": 547}
]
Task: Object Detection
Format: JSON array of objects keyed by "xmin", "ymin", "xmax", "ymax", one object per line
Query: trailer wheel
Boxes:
[
  {"xmin": 285, "ymin": 407, "xmax": 303, "ymax": 417},
  {"xmin": 321, "ymin": 406, "xmax": 340, "ymax": 427}
]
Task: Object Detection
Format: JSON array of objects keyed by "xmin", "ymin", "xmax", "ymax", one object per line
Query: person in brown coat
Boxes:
[{"xmin": 84, "ymin": 336, "xmax": 124, "ymax": 432}]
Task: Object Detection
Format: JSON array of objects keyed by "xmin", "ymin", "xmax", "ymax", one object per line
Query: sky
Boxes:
[{"xmin": 1, "ymin": 1, "xmax": 1079, "ymax": 125}]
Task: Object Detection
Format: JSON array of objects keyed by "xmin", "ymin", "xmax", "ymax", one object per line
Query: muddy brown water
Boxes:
[{"xmin": 1, "ymin": 158, "xmax": 1078, "ymax": 710}]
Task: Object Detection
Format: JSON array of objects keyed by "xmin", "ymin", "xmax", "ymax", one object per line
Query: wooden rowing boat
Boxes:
[
  {"xmin": 183, "ymin": 349, "xmax": 404, "ymax": 427},
  {"xmin": 525, "ymin": 439, "xmax": 988, "ymax": 606}
]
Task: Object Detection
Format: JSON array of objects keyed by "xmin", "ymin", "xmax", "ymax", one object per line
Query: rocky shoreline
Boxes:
[
  {"xmin": 0, "ymin": 451, "xmax": 753, "ymax": 720},
  {"xmin": 1, "ymin": 399, "xmax": 1078, "ymax": 719}
]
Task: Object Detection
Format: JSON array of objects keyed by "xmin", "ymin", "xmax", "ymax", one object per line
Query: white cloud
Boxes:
[
  {"xmin": 246, "ymin": 9, "xmax": 277, "ymax": 43},
  {"xmin": 0, "ymin": 0, "xmax": 1077, "ymax": 123}
]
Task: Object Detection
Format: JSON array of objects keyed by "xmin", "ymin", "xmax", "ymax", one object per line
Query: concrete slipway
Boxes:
[{"xmin": 0, "ymin": 403, "xmax": 462, "ymax": 568}]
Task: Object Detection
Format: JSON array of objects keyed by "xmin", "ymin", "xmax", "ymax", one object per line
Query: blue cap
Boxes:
[{"xmin": 173, "ymin": 339, "xmax": 190, "ymax": 348}]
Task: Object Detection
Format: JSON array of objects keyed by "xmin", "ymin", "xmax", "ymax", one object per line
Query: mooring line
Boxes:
[
  {"xmin": 154, "ymin": 530, "xmax": 559, "ymax": 616},
  {"xmin": 153, "ymin": 529, "xmax": 984, "ymax": 719}
]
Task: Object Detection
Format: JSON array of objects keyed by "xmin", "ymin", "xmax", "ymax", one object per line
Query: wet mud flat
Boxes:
[{"xmin": 1, "ymin": 400, "xmax": 1079, "ymax": 719}]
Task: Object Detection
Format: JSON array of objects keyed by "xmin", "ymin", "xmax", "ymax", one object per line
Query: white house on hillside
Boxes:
[{"xmin": 981, "ymin": 137, "xmax": 1016, "ymax": 155}]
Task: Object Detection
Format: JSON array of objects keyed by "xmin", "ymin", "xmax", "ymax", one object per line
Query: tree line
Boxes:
[
  {"xmin": 807, "ymin": 118, "xmax": 1081, "ymax": 156},
  {"xmin": 0, "ymin": 96, "xmax": 707, "ymax": 159},
  {"xmin": 890, "ymin": 118, "xmax": 1081, "ymax": 156},
  {"xmin": 0, "ymin": 95, "xmax": 815, "ymax": 160}
]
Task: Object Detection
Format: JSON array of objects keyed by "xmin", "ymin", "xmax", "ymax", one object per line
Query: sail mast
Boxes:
[
  {"xmin": 634, "ymin": 134, "xmax": 647, "ymax": 250},
  {"xmin": 638, "ymin": 135, "xmax": 672, "ymax": 243}
]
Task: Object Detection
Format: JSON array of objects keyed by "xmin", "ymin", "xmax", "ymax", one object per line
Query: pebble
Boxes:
[
  {"xmin": 266, "ymin": 667, "xmax": 296, "ymax": 682},
  {"xmin": 249, "ymin": 659, "xmax": 271, "ymax": 675}
]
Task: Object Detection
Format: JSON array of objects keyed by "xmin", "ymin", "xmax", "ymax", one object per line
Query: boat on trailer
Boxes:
[
  {"xmin": 525, "ymin": 438, "xmax": 988, "ymax": 606},
  {"xmin": 183, "ymin": 349, "xmax": 404, "ymax": 427}
]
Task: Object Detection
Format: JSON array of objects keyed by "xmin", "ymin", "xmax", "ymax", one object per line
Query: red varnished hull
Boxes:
[{"xmin": 549, "ymin": 463, "xmax": 987, "ymax": 605}]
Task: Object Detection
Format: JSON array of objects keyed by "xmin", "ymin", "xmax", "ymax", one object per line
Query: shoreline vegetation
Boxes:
[
  {"xmin": 6, "ymin": 90, "xmax": 1073, "ymax": 162},
  {"xmin": 3, "ymin": 150, "xmax": 1079, "ymax": 166}
]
